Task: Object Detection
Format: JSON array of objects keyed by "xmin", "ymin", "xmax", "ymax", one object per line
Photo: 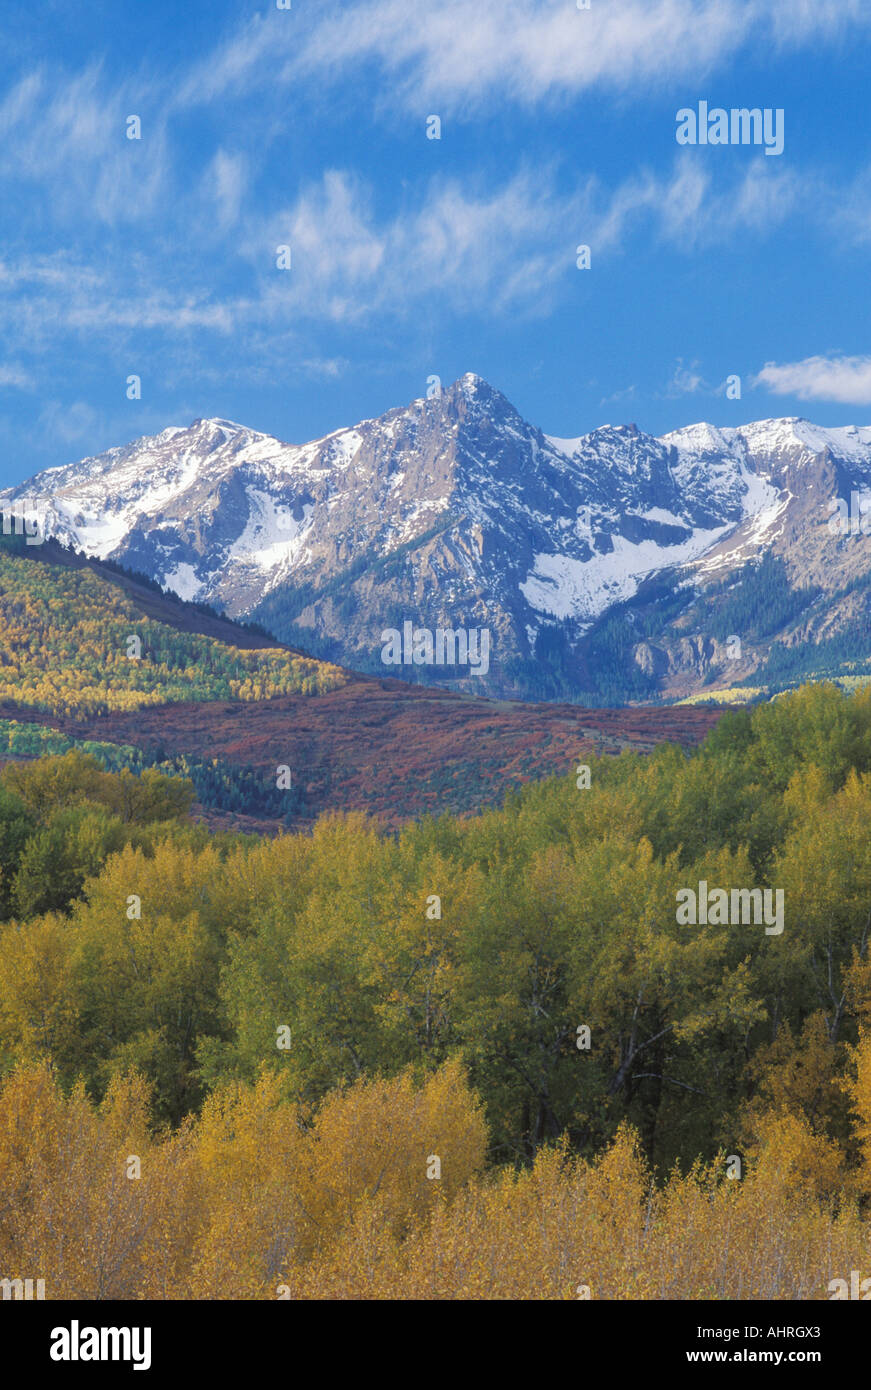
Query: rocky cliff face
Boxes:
[{"xmin": 4, "ymin": 375, "xmax": 871, "ymax": 703}]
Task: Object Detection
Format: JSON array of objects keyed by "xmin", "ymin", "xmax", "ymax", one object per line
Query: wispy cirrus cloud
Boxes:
[
  {"xmin": 753, "ymin": 355, "xmax": 871, "ymax": 406},
  {"xmin": 178, "ymin": 0, "xmax": 871, "ymax": 114},
  {"xmin": 205, "ymin": 149, "xmax": 249, "ymax": 231},
  {"xmin": 245, "ymin": 157, "xmax": 804, "ymax": 325},
  {"xmin": 255, "ymin": 167, "xmax": 579, "ymax": 321},
  {"xmin": 0, "ymin": 65, "xmax": 169, "ymax": 224},
  {"xmin": 0, "ymin": 154, "xmax": 811, "ymax": 351},
  {"xmin": 0, "ymin": 252, "xmax": 245, "ymax": 341},
  {"xmin": 593, "ymin": 159, "xmax": 802, "ymax": 251},
  {"xmin": 0, "ymin": 364, "xmax": 34, "ymax": 391}
]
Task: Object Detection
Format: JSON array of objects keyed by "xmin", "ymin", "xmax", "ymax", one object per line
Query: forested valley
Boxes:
[{"xmin": 2, "ymin": 681, "xmax": 871, "ymax": 1298}]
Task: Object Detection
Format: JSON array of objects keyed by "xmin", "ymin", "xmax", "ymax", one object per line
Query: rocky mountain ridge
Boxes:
[{"xmin": 4, "ymin": 374, "xmax": 871, "ymax": 703}]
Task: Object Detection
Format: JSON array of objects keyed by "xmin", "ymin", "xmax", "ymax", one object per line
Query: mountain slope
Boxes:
[
  {"xmin": 0, "ymin": 536, "xmax": 725, "ymax": 829},
  {"xmin": 0, "ymin": 536, "xmax": 345, "ymax": 717},
  {"xmin": 5, "ymin": 377, "xmax": 871, "ymax": 703}
]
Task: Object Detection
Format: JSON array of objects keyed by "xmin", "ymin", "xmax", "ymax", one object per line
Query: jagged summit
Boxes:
[
  {"xmin": 189, "ymin": 417, "xmax": 250, "ymax": 433},
  {"xmin": 3, "ymin": 378, "xmax": 871, "ymax": 701}
]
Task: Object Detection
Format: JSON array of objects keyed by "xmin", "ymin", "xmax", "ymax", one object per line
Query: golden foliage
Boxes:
[
  {"xmin": 2, "ymin": 1060, "xmax": 870, "ymax": 1301},
  {"xmin": 0, "ymin": 550, "xmax": 345, "ymax": 716}
]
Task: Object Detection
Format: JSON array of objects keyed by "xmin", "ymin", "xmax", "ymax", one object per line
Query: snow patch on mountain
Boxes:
[
  {"xmin": 164, "ymin": 562, "xmax": 202, "ymax": 601},
  {"xmin": 227, "ymin": 493, "xmax": 314, "ymax": 575},
  {"xmin": 520, "ymin": 523, "xmax": 731, "ymax": 624}
]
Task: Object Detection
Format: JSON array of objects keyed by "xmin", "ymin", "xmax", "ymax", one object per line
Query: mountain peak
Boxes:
[
  {"xmin": 448, "ymin": 371, "xmax": 503, "ymax": 406},
  {"xmin": 6, "ymin": 382, "xmax": 871, "ymax": 706},
  {"xmin": 189, "ymin": 417, "xmax": 249, "ymax": 435}
]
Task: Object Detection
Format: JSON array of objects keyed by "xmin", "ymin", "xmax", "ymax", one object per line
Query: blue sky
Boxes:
[{"xmin": 2, "ymin": 0, "xmax": 871, "ymax": 485}]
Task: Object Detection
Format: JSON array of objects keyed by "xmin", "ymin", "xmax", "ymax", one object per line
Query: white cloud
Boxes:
[
  {"xmin": 36, "ymin": 398, "xmax": 102, "ymax": 445},
  {"xmin": 753, "ymin": 355, "xmax": 871, "ymax": 405},
  {"xmin": 245, "ymin": 158, "xmax": 800, "ymax": 325},
  {"xmin": 0, "ymin": 251, "xmax": 247, "ymax": 345},
  {"xmin": 599, "ymin": 383, "xmax": 638, "ymax": 407},
  {"xmin": 208, "ymin": 149, "xmax": 248, "ymax": 230},
  {"xmin": 300, "ymin": 357, "xmax": 351, "ymax": 380},
  {"xmin": 0, "ymin": 153, "xmax": 805, "ymax": 349},
  {"xmin": 665, "ymin": 359, "xmax": 705, "ymax": 397},
  {"xmin": 180, "ymin": 0, "xmax": 871, "ymax": 113},
  {"xmin": 0, "ymin": 66, "xmax": 168, "ymax": 223},
  {"xmin": 0, "ymin": 364, "xmax": 34, "ymax": 390},
  {"xmin": 250, "ymin": 167, "xmax": 579, "ymax": 322},
  {"xmin": 595, "ymin": 159, "xmax": 802, "ymax": 250}
]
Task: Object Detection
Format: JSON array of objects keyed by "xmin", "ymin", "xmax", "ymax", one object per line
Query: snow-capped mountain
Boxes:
[{"xmin": 5, "ymin": 374, "xmax": 871, "ymax": 702}]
